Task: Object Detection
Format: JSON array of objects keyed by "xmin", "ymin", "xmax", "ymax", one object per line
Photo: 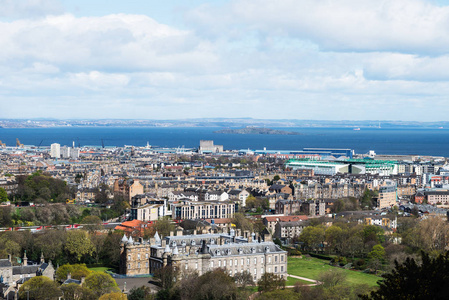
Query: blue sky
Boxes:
[{"xmin": 1, "ymin": 0, "xmax": 449, "ymax": 121}]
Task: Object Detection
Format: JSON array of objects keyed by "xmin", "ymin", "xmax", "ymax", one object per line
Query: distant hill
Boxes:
[{"xmin": 213, "ymin": 127, "xmax": 301, "ymax": 135}]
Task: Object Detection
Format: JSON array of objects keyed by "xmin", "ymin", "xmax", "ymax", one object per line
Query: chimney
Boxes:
[
  {"xmin": 169, "ymin": 231, "xmax": 174, "ymax": 237},
  {"xmin": 193, "ymin": 229, "xmax": 197, "ymax": 235},
  {"xmin": 81, "ymin": 277, "xmax": 85, "ymax": 285},
  {"xmin": 161, "ymin": 239, "xmax": 166, "ymax": 248},
  {"xmin": 177, "ymin": 228, "xmax": 183, "ymax": 236},
  {"xmin": 67, "ymin": 273, "xmax": 71, "ymax": 280},
  {"xmin": 7, "ymin": 254, "xmax": 11, "ymax": 263}
]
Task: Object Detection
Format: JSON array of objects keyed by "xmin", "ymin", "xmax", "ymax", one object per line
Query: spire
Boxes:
[
  {"xmin": 40, "ymin": 252, "xmax": 45, "ymax": 264},
  {"xmin": 128, "ymin": 236, "xmax": 134, "ymax": 244},
  {"xmin": 23, "ymin": 250, "xmax": 28, "ymax": 266},
  {"xmin": 154, "ymin": 231, "xmax": 161, "ymax": 244},
  {"xmin": 173, "ymin": 246, "xmax": 179, "ymax": 255},
  {"xmin": 121, "ymin": 234, "xmax": 129, "ymax": 244},
  {"xmin": 164, "ymin": 244, "xmax": 171, "ymax": 253}
]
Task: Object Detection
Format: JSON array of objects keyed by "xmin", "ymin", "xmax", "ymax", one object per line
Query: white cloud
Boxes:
[{"xmin": 188, "ymin": 0, "xmax": 449, "ymax": 54}]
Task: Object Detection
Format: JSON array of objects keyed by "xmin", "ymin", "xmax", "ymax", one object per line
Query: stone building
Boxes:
[{"xmin": 120, "ymin": 230, "xmax": 287, "ymax": 281}]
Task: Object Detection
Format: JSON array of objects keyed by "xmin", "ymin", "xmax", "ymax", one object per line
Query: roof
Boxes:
[
  {"xmin": 264, "ymin": 215, "xmax": 308, "ymax": 222},
  {"xmin": 12, "ymin": 265, "xmax": 39, "ymax": 275},
  {"xmin": 0, "ymin": 260, "xmax": 11, "ymax": 268}
]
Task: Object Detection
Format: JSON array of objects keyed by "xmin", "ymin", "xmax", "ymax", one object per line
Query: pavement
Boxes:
[{"xmin": 114, "ymin": 277, "xmax": 160, "ymax": 293}]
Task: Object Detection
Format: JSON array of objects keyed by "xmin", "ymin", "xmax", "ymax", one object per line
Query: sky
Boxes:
[{"xmin": 1, "ymin": 0, "xmax": 449, "ymax": 121}]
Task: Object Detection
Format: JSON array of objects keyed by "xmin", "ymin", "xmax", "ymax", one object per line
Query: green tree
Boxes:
[
  {"xmin": 368, "ymin": 244, "xmax": 386, "ymax": 262},
  {"xmin": 231, "ymin": 213, "xmax": 253, "ymax": 232},
  {"xmin": 257, "ymin": 273, "xmax": 286, "ymax": 292},
  {"xmin": 128, "ymin": 286, "xmax": 154, "ymax": 300},
  {"xmin": 84, "ymin": 271, "xmax": 120, "ymax": 298},
  {"xmin": 299, "ymin": 225, "xmax": 325, "ymax": 252},
  {"xmin": 362, "ymin": 251, "xmax": 449, "ymax": 300},
  {"xmin": 65, "ymin": 230, "xmax": 94, "ymax": 261},
  {"xmin": 0, "ymin": 187, "xmax": 8, "ymax": 203},
  {"xmin": 60, "ymin": 283, "xmax": 95, "ymax": 300},
  {"xmin": 19, "ymin": 276, "xmax": 62, "ymax": 300},
  {"xmin": 56, "ymin": 264, "xmax": 91, "ymax": 282},
  {"xmin": 98, "ymin": 292, "xmax": 127, "ymax": 300},
  {"xmin": 81, "ymin": 215, "xmax": 104, "ymax": 233}
]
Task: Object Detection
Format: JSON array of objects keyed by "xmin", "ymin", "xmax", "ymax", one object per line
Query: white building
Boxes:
[{"xmin": 50, "ymin": 143, "xmax": 60, "ymax": 159}]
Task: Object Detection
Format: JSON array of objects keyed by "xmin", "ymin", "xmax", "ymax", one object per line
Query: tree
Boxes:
[
  {"xmin": 81, "ymin": 215, "xmax": 104, "ymax": 233},
  {"xmin": 60, "ymin": 283, "xmax": 95, "ymax": 300},
  {"xmin": 56, "ymin": 264, "xmax": 91, "ymax": 282},
  {"xmin": 299, "ymin": 225, "xmax": 325, "ymax": 252},
  {"xmin": 0, "ymin": 187, "xmax": 8, "ymax": 203},
  {"xmin": 98, "ymin": 292, "xmax": 127, "ymax": 300},
  {"xmin": 65, "ymin": 230, "xmax": 94, "ymax": 262},
  {"xmin": 368, "ymin": 245, "xmax": 386, "ymax": 262},
  {"xmin": 19, "ymin": 276, "xmax": 62, "ymax": 300},
  {"xmin": 153, "ymin": 217, "xmax": 176, "ymax": 238},
  {"xmin": 318, "ymin": 269, "xmax": 347, "ymax": 288},
  {"xmin": 128, "ymin": 286, "xmax": 153, "ymax": 300},
  {"xmin": 362, "ymin": 251, "xmax": 449, "ymax": 300},
  {"xmin": 84, "ymin": 272, "xmax": 120, "ymax": 298},
  {"xmin": 154, "ymin": 265, "xmax": 178, "ymax": 291},
  {"xmin": 257, "ymin": 273, "xmax": 286, "ymax": 292},
  {"xmin": 234, "ymin": 270, "xmax": 254, "ymax": 288},
  {"xmin": 232, "ymin": 213, "xmax": 253, "ymax": 232}
]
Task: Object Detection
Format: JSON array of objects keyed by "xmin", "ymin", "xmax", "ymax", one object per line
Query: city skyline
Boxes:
[{"xmin": 2, "ymin": 0, "xmax": 449, "ymax": 121}]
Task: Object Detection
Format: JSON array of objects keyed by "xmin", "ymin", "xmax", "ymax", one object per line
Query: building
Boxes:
[
  {"xmin": 228, "ymin": 189, "xmax": 250, "ymax": 207},
  {"xmin": 50, "ymin": 143, "xmax": 60, "ymax": 159},
  {"xmin": 377, "ymin": 185, "xmax": 397, "ymax": 209},
  {"xmin": 120, "ymin": 230, "xmax": 288, "ymax": 282},
  {"xmin": 263, "ymin": 215, "xmax": 308, "ymax": 234},
  {"xmin": 274, "ymin": 221, "xmax": 307, "ymax": 243},
  {"xmin": 171, "ymin": 201, "xmax": 236, "ymax": 220},
  {"xmin": 199, "ymin": 140, "xmax": 223, "ymax": 154},
  {"xmin": 113, "ymin": 178, "xmax": 144, "ymax": 203},
  {"xmin": 204, "ymin": 191, "xmax": 229, "ymax": 202},
  {"xmin": 130, "ymin": 203, "xmax": 167, "ymax": 222}
]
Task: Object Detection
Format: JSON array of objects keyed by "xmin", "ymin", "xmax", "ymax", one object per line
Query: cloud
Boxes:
[
  {"xmin": 187, "ymin": 0, "xmax": 449, "ymax": 55},
  {"xmin": 0, "ymin": 0, "xmax": 63, "ymax": 19}
]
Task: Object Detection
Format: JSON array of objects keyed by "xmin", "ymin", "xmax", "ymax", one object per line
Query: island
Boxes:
[{"xmin": 213, "ymin": 127, "xmax": 301, "ymax": 135}]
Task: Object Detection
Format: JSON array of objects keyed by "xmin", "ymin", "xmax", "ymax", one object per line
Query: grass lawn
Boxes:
[
  {"xmin": 285, "ymin": 276, "xmax": 313, "ymax": 286},
  {"xmin": 288, "ymin": 256, "xmax": 380, "ymax": 287},
  {"xmin": 88, "ymin": 267, "xmax": 111, "ymax": 273}
]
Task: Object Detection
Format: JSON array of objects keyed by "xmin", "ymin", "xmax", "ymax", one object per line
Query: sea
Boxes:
[{"xmin": 0, "ymin": 127, "xmax": 448, "ymax": 157}]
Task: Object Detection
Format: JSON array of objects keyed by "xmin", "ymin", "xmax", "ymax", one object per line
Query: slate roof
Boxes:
[
  {"xmin": 0, "ymin": 260, "xmax": 11, "ymax": 268},
  {"xmin": 13, "ymin": 265, "xmax": 39, "ymax": 275}
]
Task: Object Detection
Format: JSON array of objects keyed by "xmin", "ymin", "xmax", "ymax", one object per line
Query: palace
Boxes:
[{"xmin": 120, "ymin": 229, "xmax": 287, "ymax": 281}]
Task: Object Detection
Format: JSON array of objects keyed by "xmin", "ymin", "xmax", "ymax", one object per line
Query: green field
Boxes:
[
  {"xmin": 285, "ymin": 276, "xmax": 313, "ymax": 286},
  {"xmin": 88, "ymin": 267, "xmax": 111, "ymax": 273},
  {"xmin": 287, "ymin": 256, "xmax": 380, "ymax": 287}
]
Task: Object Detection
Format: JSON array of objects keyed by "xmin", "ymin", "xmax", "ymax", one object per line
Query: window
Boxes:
[
  {"xmin": 146, "ymin": 253, "xmax": 149, "ymax": 259},
  {"xmin": 268, "ymin": 257, "xmax": 271, "ymax": 263},
  {"xmin": 138, "ymin": 263, "xmax": 141, "ymax": 268},
  {"xmin": 254, "ymin": 258, "xmax": 257, "ymax": 264},
  {"xmin": 211, "ymin": 261, "xmax": 214, "ymax": 268},
  {"xmin": 247, "ymin": 258, "xmax": 250, "ymax": 265},
  {"xmin": 241, "ymin": 258, "xmax": 244, "ymax": 265},
  {"xmin": 261, "ymin": 268, "xmax": 264, "ymax": 274},
  {"xmin": 275, "ymin": 256, "xmax": 278, "ymax": 262},
  {"xmin": 235, "ymin": 259, "xmax": 237, "ymax": 266},
  {"xmin": 281, "ymin": 266, "xmax": 284, "ymax": 272},
  {"xmin": 281, "ymin": 255, "xmax": 284, "ymax": 262},
  {"xmin": 223, "ymin": 260, "xmax": 226, "ymax": 267},
  {"xmin": 185, "ymin": 264, "xmax": 188, "ymax": 270},
  {"xmin": 230, "ymin": 259, "xmax": 233, "ymax": 266},
  {"xmin": 138, "ymin": 254, "xmax": 141, "ymax": 259},
  {"xmin": 219, "ymin": 260, "xmax": 221, "ymax": 267},
  {"xmin": 195, "ymin": 263, "xmax": 198, "ymax": 269},
  {"xmin": 146, "ymin": 262, "xmax": 149, "ymax": 268},
  {"xmin": 254, "ymin": 268, "xmax": 257, "ymax": 275},
  {"xmin": 128, "ymin": 255, "xmax": 131, "ymax": 260},
  {"xmin": 275, "ymin": 267, "xmax": 277, "ymax": 273},
  {"xmin": 261, "ymin": 257, "xmax": 264, "ymax": 264},
  {"xmin": 128, "ymin": 264, "xmax": 131, "ymax": 269}
]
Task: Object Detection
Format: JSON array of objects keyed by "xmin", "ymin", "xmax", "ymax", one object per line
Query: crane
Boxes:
[
  {"xmin": 16, "ymin": 138, "xmax": 23, "ymax": 148},
  {"xmin": 101, "ymin": 139, "xmax": 105, "ymax": 149},
  {"xmin": 37, "ymin": 139, "xmax": 44, "ymax": 149}
]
